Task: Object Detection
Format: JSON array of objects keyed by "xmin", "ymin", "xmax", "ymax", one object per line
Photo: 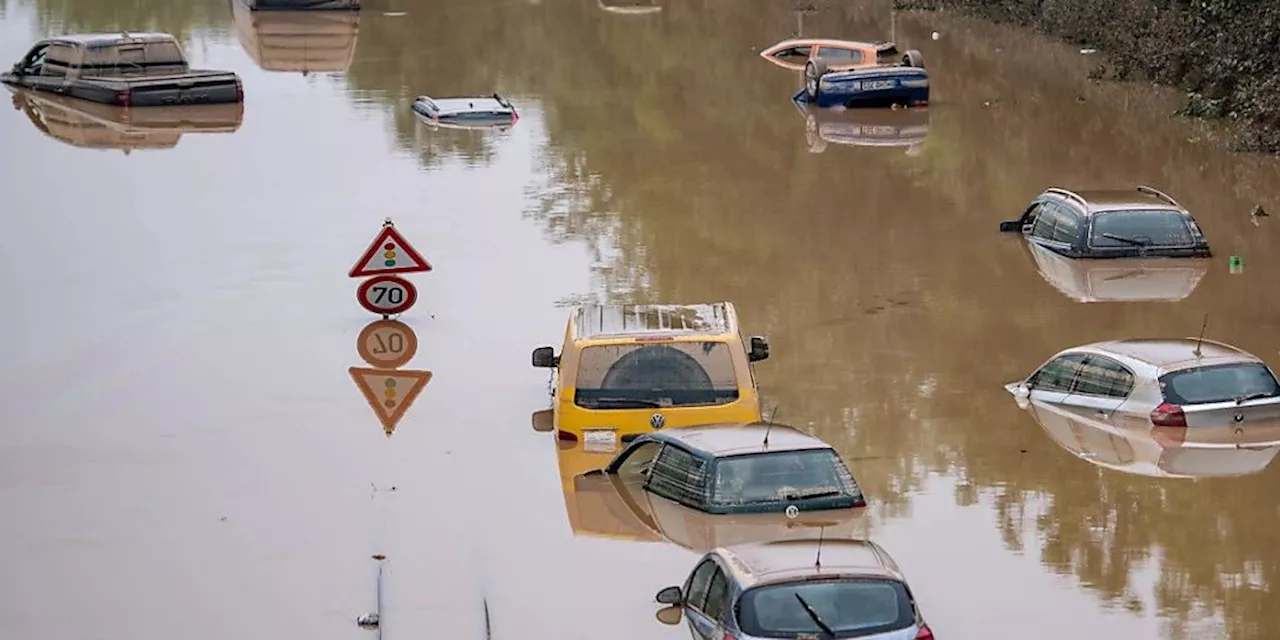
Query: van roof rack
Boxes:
[{"xmin": 1137, "ymin": 185, "xmax": 1181, "ymax": 208}]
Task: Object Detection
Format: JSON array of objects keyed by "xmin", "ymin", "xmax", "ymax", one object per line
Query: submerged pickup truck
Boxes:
[{"xmin": 1, "ymin": 32, "xmax": 244, "ymax": 107}]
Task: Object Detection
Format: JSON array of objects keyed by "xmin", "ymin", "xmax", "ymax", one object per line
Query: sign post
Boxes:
[{"xmin": 349, "ymin": 218, "xmax": 432, "ymax": 318}]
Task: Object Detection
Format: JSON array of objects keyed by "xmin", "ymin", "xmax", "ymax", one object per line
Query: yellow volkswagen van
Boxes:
[{"xmin": 531, "ymin": 302, "xmax": 769, "ymax": 446}]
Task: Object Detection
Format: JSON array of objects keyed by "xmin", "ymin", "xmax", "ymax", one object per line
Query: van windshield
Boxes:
[
  {"xmin": 574, "ymin": 342, "xmax": 739, "ymax": 409},
  {"xmin": 738, "ymin": 578, "xmax": 914, "ymax": 638}
]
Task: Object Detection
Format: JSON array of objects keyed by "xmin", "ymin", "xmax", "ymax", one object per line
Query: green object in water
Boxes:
[{"xmin": 1229, "ymin": 255, "xmax": 1244, "ymax": 274}]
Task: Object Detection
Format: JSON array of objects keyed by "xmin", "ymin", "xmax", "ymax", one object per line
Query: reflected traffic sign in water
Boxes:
[
  {"xmin": 357, "ymin": 320, "xmax": 419, "ymax": 368},
  {"xmin": 349, "ymin": 367, "xmax": 432, "ymax": 437}
]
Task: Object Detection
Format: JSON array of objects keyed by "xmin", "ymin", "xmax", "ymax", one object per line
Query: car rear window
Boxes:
[
  {"xmin": 710, "ymin": 449, "xmax": 863, "ymax": 508},
  {"xmin": 1159, "ymin": 363, "xmax": 1280, "ymax": 405},
  {"xmin": 738, "ymin": 578, "xmax": 914, "ymax": 638},
  {"xmin": 574, "ymin": 342, "xmax": 740, "ymax": 410},
  {"xmin": 1089, "ymin": 210, "xmax": 1195, "ymax": 248}
]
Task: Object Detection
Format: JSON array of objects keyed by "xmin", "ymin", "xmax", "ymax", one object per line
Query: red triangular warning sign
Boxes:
[
  {"xmin": 349, "ymin": 225, "xmax": 433, "ymax": 278},
  {"xmin": 349, "ymin": 367, "xmax": 433, "ymax": 435}
]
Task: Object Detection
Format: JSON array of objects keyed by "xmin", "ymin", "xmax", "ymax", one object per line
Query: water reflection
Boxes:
[
  {"xmin": 1024, "ymin": 242, "xmax": 1210, "ymax": 303},
  {"xmin": 1021, "ymin": 398, "xmax": 1280, "ymax": 479},
  {"xmin": 7, "ymin": 86, "xmax": 243, "ymax": 152},
  {"xmin": 350, "ymin": 320, "xmax": 431, "ymax": 437},
  {"xmin": 793, "ymin": 101, "xmax": 929, "ymax": 154},
  {"xmin": 553, "ymin": 439, "xmax": 867, "ymax": 552},
  {"xmin": 230, "ymin": 0, "xmax": 360, "ymax": 73},
  {"xmin": 598, "ymin": 0, "xmax": 661, "ymax": 15}
]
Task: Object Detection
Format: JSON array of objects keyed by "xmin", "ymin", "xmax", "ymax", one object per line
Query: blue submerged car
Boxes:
[{"xmin": 776, "ymin": 39, "xmax": 929, "ymax": 109}]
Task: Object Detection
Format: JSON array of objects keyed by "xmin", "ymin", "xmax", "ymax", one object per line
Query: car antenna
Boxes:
[
  {"xmin": 814, "ymin": 525, "xmax": 825, "ymax": 571},
  {"xmin": 1193, "ymin": 313, "xmax": 1209, "ymax": 358},
  {"xmin": 763, "ymin": 404, "xmax": 779, "ymax": 447}
]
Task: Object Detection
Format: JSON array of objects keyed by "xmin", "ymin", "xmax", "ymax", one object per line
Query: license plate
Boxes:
[
  {"xmin": 583, "ymin": 429, "xmax": 618, "ymax": 452},
  {"xmin": 856, "ymin": 79, "xmax": 897, "ymax": 91}
]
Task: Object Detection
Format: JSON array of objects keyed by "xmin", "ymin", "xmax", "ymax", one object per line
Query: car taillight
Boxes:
[
  {"xmin": 852, "ymin": 496, "xmax": 867, "ymax": 508},
  {"xmin": 511, "ymin": 108, "xmax": 519, "ymax": 124},
  {"xmin": 114, "ymin": 89, "xmax": 131, "ymax": 106},
  {"xmin": 234, "ymin": 79, "xmax": 244, "ymax": 103},
  {"xmin": 721, "ymin": 633, "xmax": 737, "ymax": 640},
  {"xmin": 915, "ymin": 622, "xmax": 935, "ymax": 639},
  {"xmin": 557, "ymin": 430, "xmax": 579, "ymax": 442},
  {"xmin": 1150, "ymin": 402, "xmax": 1187, "ymax": 427}
]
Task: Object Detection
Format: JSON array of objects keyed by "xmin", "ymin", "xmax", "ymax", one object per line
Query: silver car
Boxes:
[
  {"xmin": 653, "ymin": 539, "xmax": 934, "ymax": 639},
  {"xmin": 1006, "ymin": 338, "xmax": 1280, "ymax": 446}
]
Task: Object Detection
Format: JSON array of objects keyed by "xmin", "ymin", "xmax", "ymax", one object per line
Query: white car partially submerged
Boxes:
[{"xmin": 410, "ymin": 93, "xmax": 518, "ymax": 131}]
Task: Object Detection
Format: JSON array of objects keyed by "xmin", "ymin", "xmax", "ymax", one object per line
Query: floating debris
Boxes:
[
  {"xmin": 1081, "ymin": 48, "xmax": 1098, "ymax": 54},
  {"xmin": 931, "ymin": 31, "xmax": 940, "ymax": 41},
  {"xmin": 383, "ymin": 11, "xmax": 407, "ymax": 17},
  {"xmin": 1250, "ymin": 204, "xmax": 1269, "ymax": 226},
  {"xmin": 357, "ymin": 613, "xmax": 380, "ymax": 628},
  {"xmin": 372, "ymin": 554, "xmax": 386, "ymax": 561}
]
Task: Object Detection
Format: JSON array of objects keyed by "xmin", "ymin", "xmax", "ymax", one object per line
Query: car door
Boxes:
[
  {"xmin": 680, "ymin": 559, "xmax": 718, "ymax": 638},
  {"xmin": 684, "ymin": 559, "xmax": 730, "ymax": 639}
]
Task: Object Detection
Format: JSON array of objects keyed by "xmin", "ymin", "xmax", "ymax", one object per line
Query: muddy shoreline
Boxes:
[{"xmin": 899, "ymin": 0, "xmax": 1280, "ymax": 153}]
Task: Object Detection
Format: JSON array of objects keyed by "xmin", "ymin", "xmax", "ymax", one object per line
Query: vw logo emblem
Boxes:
[
  {"xmin": 1234, "ymin": 411, "xmax": 1245, "ymax": 423},
  {"xmin": 650, "ymin": 413, "xmax": 666, "ymax": 429}
]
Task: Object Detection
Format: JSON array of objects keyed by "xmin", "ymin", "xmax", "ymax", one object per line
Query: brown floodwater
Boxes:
[{"xmin": 1, "ymin": 0, "xmax": 1278, "ymax": 638}]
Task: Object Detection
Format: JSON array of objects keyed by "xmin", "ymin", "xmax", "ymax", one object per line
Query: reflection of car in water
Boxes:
[
  {"xmin": 555, "ymin": 424, "xmax": 868, "ymax": 550},
  {"xmin": 653, "ymin": 539, "xmax": 935, "ymax": 640},
  {"xmin": 238, "ymin": 0, "xmax": 360, "ymax": 10},
  {"xmin": 1019, "ymin": 396, "xmax": 1280, "ymax": 478},
  {"xmin": 230, "ymin": 0, "xmax": 360, "ymax": 73},
  {"xmin": 999, "ymin": 186, "xmax": 1213, "ymax": 259},
  {"xmin": 597, "ymin": 0, "xmax": 661, "ymax": 14},
  {"xmin": 531, "ymin": 302, "xmax": 770, "ymax": 445},
  {"xmin": 792, "ymin": 99, "xmax": 929, "ymax": 154},
  {"xmin": 8, "ymin": 86, "xmax": 243, "ymax": 151},
  {"xmin": 1007, "ymin": 338, "xmax": 1280, "ymax": 451},
  {"xmin": 1023, "ymin": 241, "xmax": 1209, "ymax": 303}
]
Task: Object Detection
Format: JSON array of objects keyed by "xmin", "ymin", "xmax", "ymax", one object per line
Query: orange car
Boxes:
[
  {"xmin": 759, "ymin": 38, "xmax": 923, "ymax": 72},
  {"xmin": 760, "ymin": 38, "xmax": 928, "ymax": 108}
]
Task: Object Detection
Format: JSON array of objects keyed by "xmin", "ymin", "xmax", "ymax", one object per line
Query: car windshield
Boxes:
[
  {"xmin": 1159, "ymin": 363, "xmax": 1280, "ymax": 405},
  {"xmin": 574, "ymin": 342, "xmax": 740, "ymax": 409},
  {"xmin": 710, "ymin": 449, "xmax": 862, "ymax": 507},
  {"xmin": 1089, "ymin": 210, "xmax": 1195, "ymax": 248},
  {"xmin": 738, "ymin": 578, "xmax": 914, "ymax": 638}
]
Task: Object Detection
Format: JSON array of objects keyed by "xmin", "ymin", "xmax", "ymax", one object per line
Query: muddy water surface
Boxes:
[{"xmin": 1, "ymin": 1, "xmax": 1279, "ymax": 639}]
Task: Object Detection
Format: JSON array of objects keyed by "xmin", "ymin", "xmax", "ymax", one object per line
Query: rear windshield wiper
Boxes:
[
  {"xmin": 585, "ymin": 397, "xmax": 664, "ymax": 408},
  {"xmin": 783, "ymin": 489, "xmax": 843, "ymax": 501},
  {"xmin": 793, "ymin": 593, "xmax": 837, "ymax": 639},
  {"xmin": 1101, "ymin": 233, "xmax": 1151, "ymax": 246},
  {"xmin": 1234, "ymin": 392, "xmax": 1276, "ymax": 404}
]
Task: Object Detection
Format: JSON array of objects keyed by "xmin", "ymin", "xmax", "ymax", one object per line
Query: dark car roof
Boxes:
[
  {"xmin": 1043, "ymin": 186, "xmax": 1186, "ymax": 216},
  {"xmin": 642, "ymin": 423, "xmax": 832, "ymax": 458}
]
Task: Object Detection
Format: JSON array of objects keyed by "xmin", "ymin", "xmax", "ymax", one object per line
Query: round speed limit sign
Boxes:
[{"xmin": 357, "ymin": 275, "xmax": 418, "ymax": 316}]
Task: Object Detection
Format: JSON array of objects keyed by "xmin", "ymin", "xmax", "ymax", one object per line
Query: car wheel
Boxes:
[
  {"xmin": 902, "ymin": 49, "xmax": 925, "ymax": 68},
  {"xmin": 804, "ymin": 58, "xmax": 828, "ymax": 102}
]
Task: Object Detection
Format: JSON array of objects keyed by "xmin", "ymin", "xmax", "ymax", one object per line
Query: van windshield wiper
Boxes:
[
  {"xmin": 1101, "ymin": 233, "xmax": 1151, "ymax": 246},
  {"xmin": 793, "ymin": 593, "xmax": 837, "ymax": 638},
  {"xmin": 586, "ymin": 397, "xmax": 664, "ymax": 408}
]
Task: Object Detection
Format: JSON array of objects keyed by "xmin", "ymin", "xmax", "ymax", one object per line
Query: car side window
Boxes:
[
  {"xmin": 816, "ymin": 46, "xmax": 863, "ymax": 63},
  {"xmin": 1029, "ymin": 202, "xmax": 1059, "ymax": 240},
  {"xmin": 1050, "ymin": 205, "xmax": 1084, "ymax": 244},
  {"xmin": 703, "ymin": 567, "xmax": 729, "ymax": 622},
  {"xmin": 646, "ymin": 444, "xmax": 711, "ymax": 508},
  {"xmin": 773, "ymin": 46, "xmax": 811, "ymax": 59},
  {"xmin": 1030, "ymin": 354, "xmax": 1087, "ymax": 392},
  {"xmin": 613, "ymin": 441, "xmax": 663, "ymax": 479},
  {"xmin": 1072, "ymin": 356, "xmax": 1135, "ymax": 398},
  {"xmin": 1020, "ymin": 203, "xmax": 1044, "ymax": 231},
  {"xmin": 23, "ymin": 44, "xmax": 50, "ymax": 72},
  {"xmin": 683, "ymin": 559, "xmax": 717, "ymax": 610}
]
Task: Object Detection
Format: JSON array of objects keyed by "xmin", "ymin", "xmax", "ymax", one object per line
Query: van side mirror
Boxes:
[
  {"xmin": 532, "ymin": 346, "xmax": 558, "ymax": 368},
  {"xmin": 748, "ymin": 336, "xmax": 769, "ymax": 362},
  {"xmin": 531, "ymin": 409, "xmax": 553, "ymax": 433},
  {"xmin": 655, "ymin": 585, "xmax": 682, "ymax": 605}
]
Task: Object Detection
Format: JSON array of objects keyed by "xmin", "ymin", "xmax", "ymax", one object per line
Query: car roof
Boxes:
[
  {"xmin": 48, "ymin": 32, "xmax": 176, "ymax": 47},
  {"xmin": 649, "ymin": 423, "xmax": 832, "ymax": 457},
  {"xmin": 768, "ymin": 38, "xmax": 885, "ymax": 50},
  {"xmin": 719, "ymin": 539, "xmax": 904, "ymax": 588},
  {"xmin": 1042, "ymin": 186, "xmax": 1187, "ymax": 215},
  {"xmin": 415, "ymin": 96, "xmax": 512, "ymax": 114},
  {"xmin": 1071, "ymin": 338, "xmax": 1262, "ymax": 373},
  {"xmin": 570, "ymin": 302, "xmax": 738, "ymax": 340}
]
